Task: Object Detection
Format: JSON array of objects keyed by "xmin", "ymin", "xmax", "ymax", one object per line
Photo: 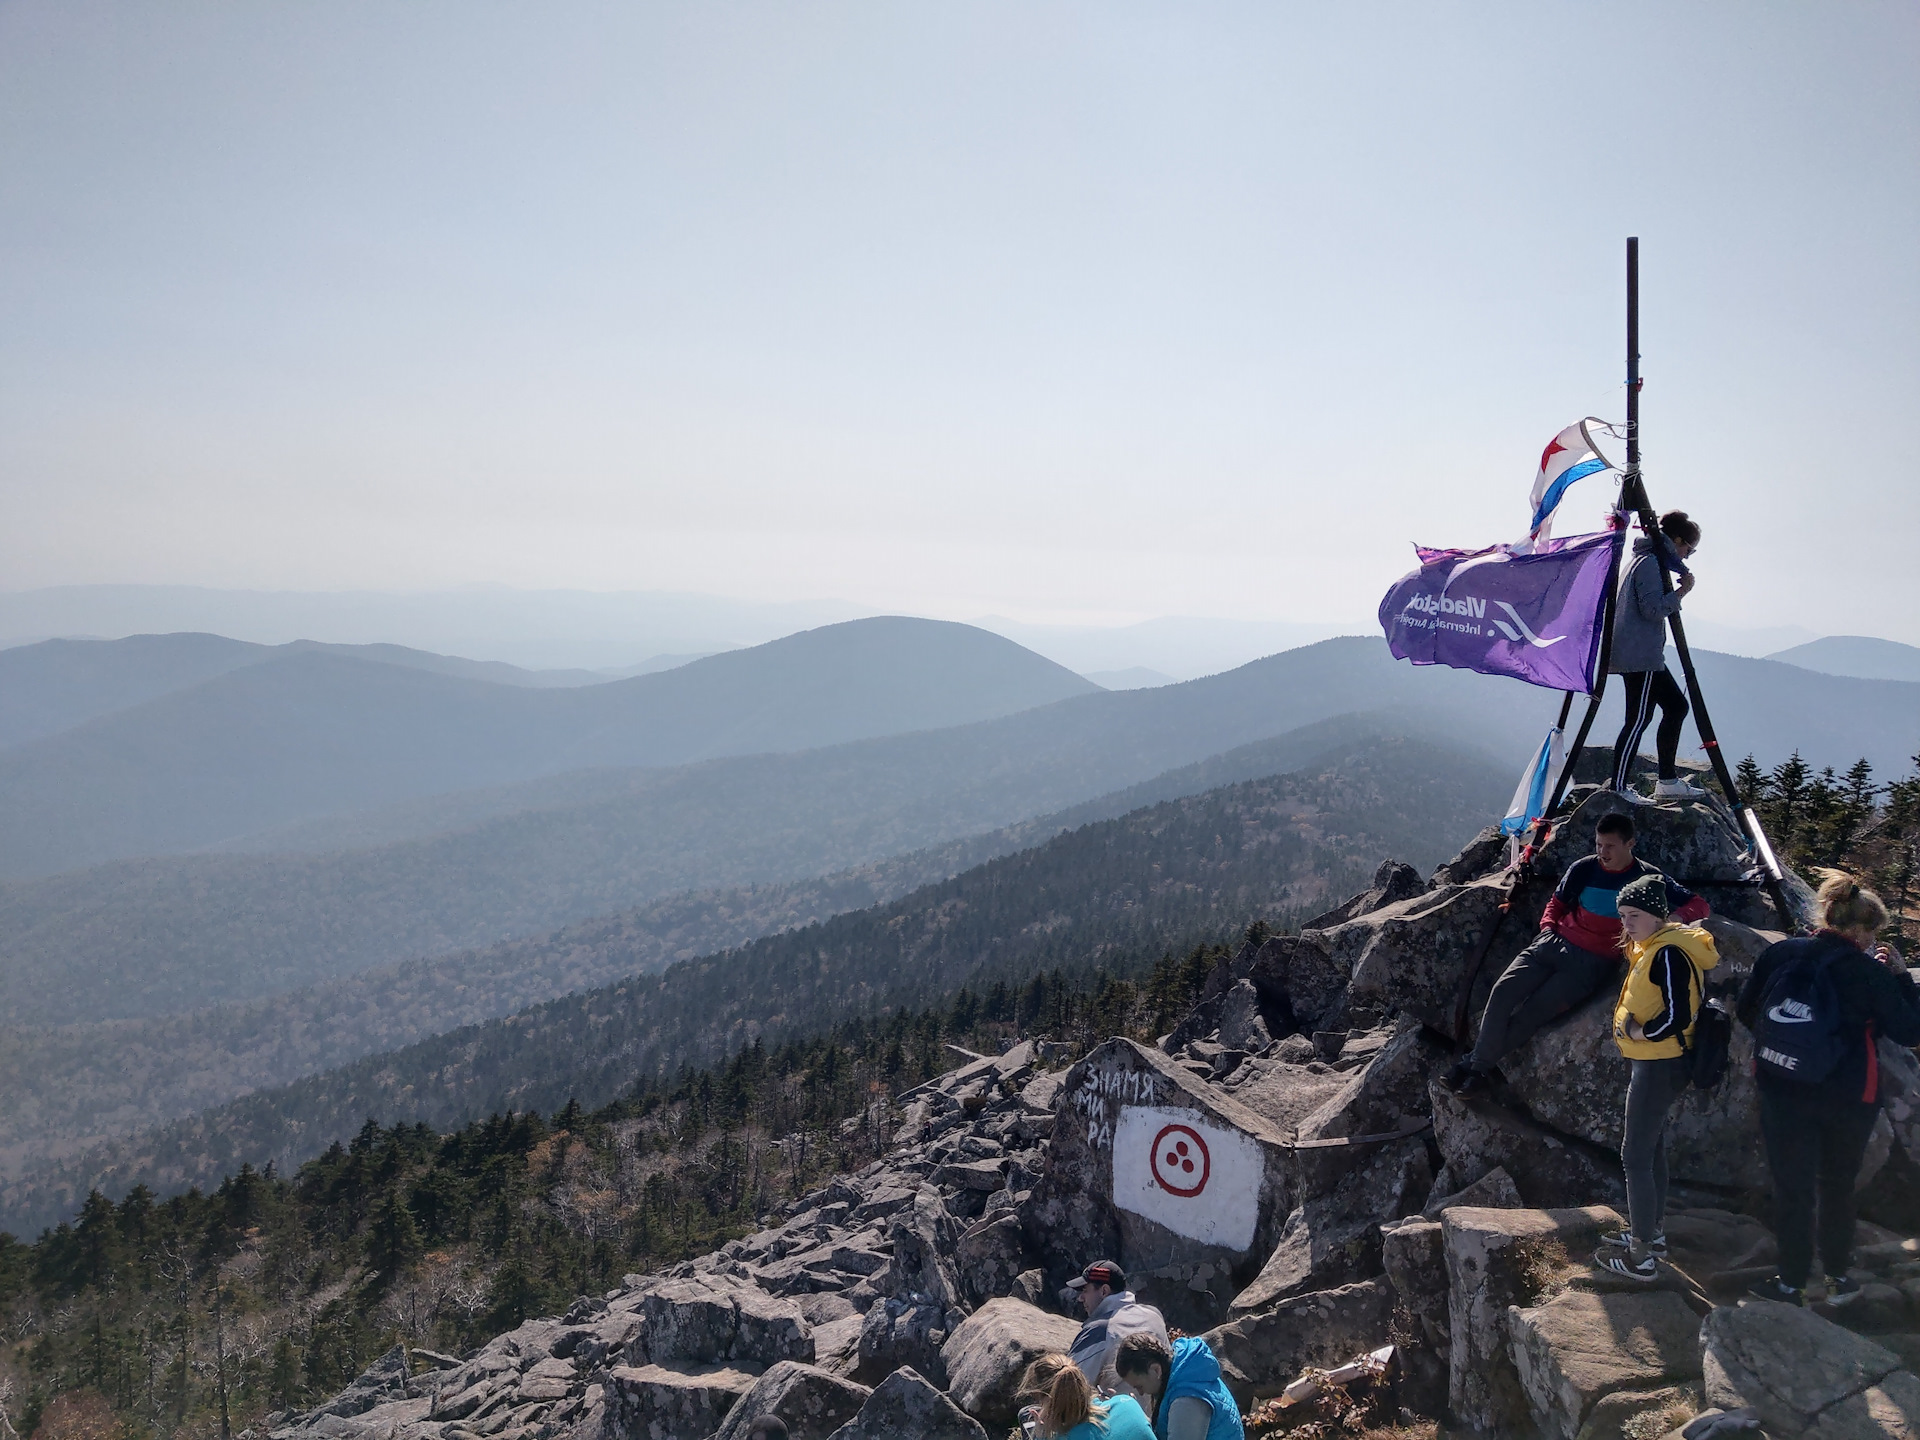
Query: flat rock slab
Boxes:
[
  {"xmin": 1508, "ymin": 1289, "xmax": 1703, "ymax": 1440},
  {"xmin": 826, "ymin": 1366, "xmax": 987, "ymax": 1440},
  {"xmin": 1702, "ymin": 1301, "xmax": 1913, "ymax": 1437}
]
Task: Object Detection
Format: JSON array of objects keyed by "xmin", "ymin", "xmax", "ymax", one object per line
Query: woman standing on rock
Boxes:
[
  {"xmin": 1609, "ymin": 509, "xmax": 1703, "ymax": 799},
  {"xmin": 1592, "ymin": 873, "xmax": 1719, "ymax": 1281},
  {"xmin": 1739, "ymin": 872, "xmax": 1920, "ymax": 1306},
  {"xmin": 1015, "ymin": 1354, "xmax": 1156, "ymax": 1439}
]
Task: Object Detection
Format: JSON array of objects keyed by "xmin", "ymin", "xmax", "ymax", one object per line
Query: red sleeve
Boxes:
[
  {"xmin": 1673, "ymin": 894, "xmax": 1710, "ymax": 924},
  {"xmin": 1541, "ymin": 895, "xmax": 1570, "ymax": 932}
]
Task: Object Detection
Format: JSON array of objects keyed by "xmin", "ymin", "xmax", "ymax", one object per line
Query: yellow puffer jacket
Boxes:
[{"xmin": 1613, "ymin": 923, "xmax": 1720, "ymax": 1060}]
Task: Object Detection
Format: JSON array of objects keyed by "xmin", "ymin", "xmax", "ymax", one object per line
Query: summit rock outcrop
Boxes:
[{"xmin": 265, "ymin": 775, "xmax": 1920, "ymax": 1440}]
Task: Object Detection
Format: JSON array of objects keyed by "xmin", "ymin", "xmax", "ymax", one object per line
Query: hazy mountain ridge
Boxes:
[
  {"xmin": 0, "ymin": 734, "xmax": 1509, "ymax": 1235},
  {"xmin": 1767, "ymin": 634, "xmax": 1920, "ymax": 683},
  {"xmin": 0, "ymin": 631, "xmax": 636, "ymax": 751},
  {"xmin": 0, "ymin": 717, "xmax": 1475, "ymax": 1173},
  {"xmin": 0, "ymin": 617, "xmax": 1100, "ymax": 878},
  {"xmin": 0, "ymin": 637, "xmax": 1560, "ymax": 1026},
  {"xmin": 5, "ymin": 638, "xmax": 1910, "ymax": 1028}
]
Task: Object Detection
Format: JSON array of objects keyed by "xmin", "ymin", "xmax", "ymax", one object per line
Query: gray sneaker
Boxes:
[{"xmin": 1653, "ymin": 776, "xmax": 1706, "ymax": 799}]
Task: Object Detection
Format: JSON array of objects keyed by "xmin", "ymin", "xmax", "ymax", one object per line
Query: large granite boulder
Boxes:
[
  {"xmin": 711, "ymin": 1362, "xmax": 870, "ymax": 1440},
  {"xmin": 826, "ymin": 1367, "xmax": 987, "ymax": 1440},
  {"xmin": 1508, "ymin": 1289, "xmax": 1703, "ymax": 1440},
  {"xmin": 1431, "ymin": 1081, "xmax": 1625, "ymax": 1209},
  {"xmin": 638, "ymin": 1277, "xmax": 815, "ymax": 1368},
  {"xmin": 1243, "ymin": 933, "xmax": 1352, "ymax": 1035},
  {"xmin": 1201, "ymin": 1278, "xmax": 1394, "ymax": 1405},
  {"xmin": 853, "ymin": 1298, "xmax": 951, "ymax": 1387},
  {"xmin": 1701, "ymin": 1301, "xmax": 1920, "ymax": 1438},
  {"xmin": 1443, "ymin": 1205, "xmax": 1623, "ymax": 1435},
  {"xmin": 1301, "ymin": 858, "xmax": 1428, "ymax": 930},
  {"xmin": 1229, "ymin": 1135, "xmax": 1431, "ymax": 1311},
  {"xmin": 883, "ymin": 1187, "xmax": 965, "ymax": 1311},
  {"xmin": 605, "ymin": 1362, "xmax": 756, "ymax": 1440},
  {"xmin": 1322, "ymin": 877, "xmax": 1512, "ymax": 1042},
  {"xmin": 1023, "ymin": 1038, "xmax": 1294, "ymax": 1329},
  {"xmin": 954, "ymin": 1212, "xmax": 1031, "ymax": 1309},
  {"xmin": 940, "ymin": 1298, "xmax": 1079, "ymax": 1431}
]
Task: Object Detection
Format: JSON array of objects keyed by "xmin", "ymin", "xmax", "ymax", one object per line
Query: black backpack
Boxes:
[
  {"xmin": 1753, "ymin": 946, "xmax": 1850, "ymax": 1085},
  {"xmin": 1684, "ymin": 997, "xmax": 1732, "ymax": 1091}
]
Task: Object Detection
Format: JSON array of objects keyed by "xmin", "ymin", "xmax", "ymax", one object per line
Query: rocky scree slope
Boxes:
[{"xmin": 268, "ymin": 782, "xmax": 1920, "ymax": 1439}]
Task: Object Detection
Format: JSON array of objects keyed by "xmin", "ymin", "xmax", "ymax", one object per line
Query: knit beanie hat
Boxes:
[{"xmin": 1615, "ymin": 873, "xmax": 1672, "ymax": 919}]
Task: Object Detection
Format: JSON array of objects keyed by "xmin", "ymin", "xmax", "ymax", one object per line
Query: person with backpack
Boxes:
[
  {"xmin": 1591, "ymin": 873, "xmax": 1720, "ymax": 1281},
  {"xmin": 1738, "ymin": 872, "xmax": 1920, "ymax": 1305},
  {"xmin": 1447, "ymin": 810, "xmax": 1709, "ymax": 1096},
  {"xmin": 1609, "ymin": 510, "xmax": 1704, "ymax": 799}
]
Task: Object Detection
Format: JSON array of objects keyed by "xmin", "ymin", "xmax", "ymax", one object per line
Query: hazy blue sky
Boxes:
[{"xmin": 2, "ymin": 2, "xmax": 1914, "ymax": 637}]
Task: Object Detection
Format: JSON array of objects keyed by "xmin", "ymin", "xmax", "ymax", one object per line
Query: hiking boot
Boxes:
[
  {"xmin": 1448, "ymin": 1066, "xmax": 1495, "ymax": 1099},
  {"xmin": 1653, "ymin": 776, "xmax": 1706, "ymax": 799},
  {"xmin": 1746, "ymin": 1275, "xmax": 1804, "ymax": 1306},
  {"xmin": 1822, "ymin": 1275, "xmax": 1862, "ymax": 1307},
  {"xmin": 1592, "ymin": 1247, "xmax": 1660, "ymax": 1282},
  {"xmin": 1600, "ymin": 1228, "xmax": 1668, "ymax": 1257}
]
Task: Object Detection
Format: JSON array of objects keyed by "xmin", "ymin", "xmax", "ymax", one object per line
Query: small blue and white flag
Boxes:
[
  {"xmin": 1520, "ymin": 422, "xmax": 1612, "ymax": 552},
  {"xmin": 1501, "ymin": 724, "xmax": 1567, "ymax": 853}
]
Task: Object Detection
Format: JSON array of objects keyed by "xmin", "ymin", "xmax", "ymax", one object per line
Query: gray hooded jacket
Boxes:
[{"xmin": 1608, "ymin": 536, "xmax": 1684, "ymax": 674}]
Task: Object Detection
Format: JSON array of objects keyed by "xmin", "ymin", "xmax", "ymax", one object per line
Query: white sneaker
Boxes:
[{"xmin": 1653, "ymin": 777, "xmax": 1706, "ymax": 799}]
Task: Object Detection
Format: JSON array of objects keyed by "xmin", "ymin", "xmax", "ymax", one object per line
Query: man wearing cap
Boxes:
[{"xmin": 1065, "ymin": 1260, "xmax": 1169, "ymax": 1389}]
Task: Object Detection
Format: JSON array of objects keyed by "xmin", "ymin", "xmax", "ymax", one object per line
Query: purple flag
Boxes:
[{"xmin": 1378, "ymin": 529, "xmax": 1622, "ymax": 694}]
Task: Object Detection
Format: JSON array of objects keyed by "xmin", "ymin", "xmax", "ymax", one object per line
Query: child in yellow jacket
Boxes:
[{"xmin": 1592, "ymin": 872, "xmax": 1719, "ymax": 1280}]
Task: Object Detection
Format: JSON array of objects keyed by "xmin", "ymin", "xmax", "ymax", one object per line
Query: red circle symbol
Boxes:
[{"xmin": 1149, "ymin": 1123, "xmax": 1211, "ymax": 1198}]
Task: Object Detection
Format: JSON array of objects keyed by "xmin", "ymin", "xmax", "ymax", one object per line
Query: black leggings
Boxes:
[
  {"xmin": 1759, "ymin": 1086, "xmax": 1880, "ymax": 1289},
  {"xmin": 1614, "ymin": 668, "xmax": 1689, "ymax": 786}
]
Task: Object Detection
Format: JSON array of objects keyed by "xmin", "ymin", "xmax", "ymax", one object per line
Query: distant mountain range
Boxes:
[
  {"xmin": 4, "ymin": 632, "xmax": 1913, "ymax": 1027},
  {"xmin": 0, "ymin": 632, "xmax": 644, "ymax": 749},
  {"xmin": 0, "ymin": 637, "xmax": 1570, "ymax": 1027},
  {"xmin": 0, "ymin": 617, "xmax": 1098, "ymax": 878},
  {"xmin": 1768, "ymin": 634, "xmax": 1920, "ymax": 685},
  {"xmin": 0, "ymin": 732, "xmax": 1509, "ymax": 1235}
]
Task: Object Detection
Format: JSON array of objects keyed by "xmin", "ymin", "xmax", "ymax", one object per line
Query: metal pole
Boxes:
[{"xmin": 1618, "ymin": 238, "xmax": 1795, "ymax": 927}]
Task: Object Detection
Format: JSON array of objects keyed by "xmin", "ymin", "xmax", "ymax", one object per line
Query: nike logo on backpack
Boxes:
[{"xmin": 1768, "ymin": 1000, "xmax": 1815, "ymax": 1024}]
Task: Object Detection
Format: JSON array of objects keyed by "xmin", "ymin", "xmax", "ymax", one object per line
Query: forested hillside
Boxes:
[
  {"xmin": 0, "ymin": 718, "xmax": 1492, "ymax": 1178},
  {"xmin": 0, "ymin": 710, "xmax": 1475, "ymax": 1027},
  {"xmin": 0, "ymin": 959, "xmax": 1214, "ymax": 1440},
  {"xmin": 0, "ymin": 734, "xmax": 1502, "ymax": 1235}
]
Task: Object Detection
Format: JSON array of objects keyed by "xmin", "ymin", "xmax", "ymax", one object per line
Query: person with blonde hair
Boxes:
[
  {"xmin": 1738, "ymin": 871, "xmax": 1920, "ymax": 1305},
  {"xmin": 1591, "ymin": 872, "xmax": 1720, "ymax": 1282},
  {"xmin": 1015, "ymin": 1353, "xmax": 1154, "ymax": 1439}
]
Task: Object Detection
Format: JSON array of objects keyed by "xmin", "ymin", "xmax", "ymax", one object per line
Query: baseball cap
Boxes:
[{"xmin": 1065, "ymin": 1260, "xmax": 1126, "ymax": 1291}]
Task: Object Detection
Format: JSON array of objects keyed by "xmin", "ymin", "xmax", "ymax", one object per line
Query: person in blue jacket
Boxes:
[{"xmin": 1113, "ymin": 1332, "xmax": 1244, "ymax": 1440}]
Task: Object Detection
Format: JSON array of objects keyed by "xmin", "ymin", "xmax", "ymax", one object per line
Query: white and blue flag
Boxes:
[
  {"xmin": 1520, "ymin": 422, "xmax": 1612, "ymax": 552},
  {"xmin": 1501, "ymin": 724, "xmax": 1568, "ymax": 849}
]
